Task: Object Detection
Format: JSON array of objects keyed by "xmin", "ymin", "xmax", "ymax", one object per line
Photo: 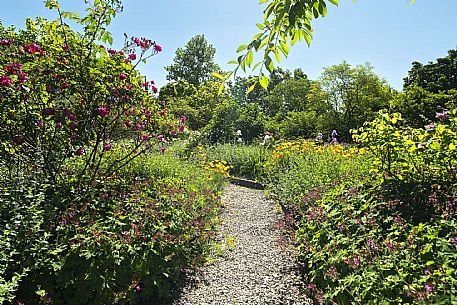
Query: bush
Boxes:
[{"xmin": 1, "ymin": 150, "xmax": 225, "ymax": 304}]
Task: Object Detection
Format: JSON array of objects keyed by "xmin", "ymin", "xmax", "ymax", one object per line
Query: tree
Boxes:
[
  {"xmin": 165, "ymin": 34, "xmax": 220, "ymax": 87},
  {"xmin": 319, "ymin": 62, "xmax": 393, "ymax": 140},
  {"xmin": 403, "ymin": 49, "xmax": 457, "ymax": 93}
]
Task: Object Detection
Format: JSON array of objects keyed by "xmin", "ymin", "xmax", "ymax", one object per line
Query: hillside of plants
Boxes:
[{"xmin": 1, "ymin": 0, "xmax": 456, "ymax": 304}]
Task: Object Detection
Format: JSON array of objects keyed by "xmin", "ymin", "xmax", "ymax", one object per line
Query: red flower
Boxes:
[
  {"xmin": 55, "ymin": 122, "xmax": 63, "ymax": 129},
  {"xmin": 119, "ymin": 73, "xmax": 127, "ymax": 80},
  {"xmin": 128, "ymin": 54, "xmax": 136, "ymax": 60},
  {"xmin": 151, "ymin": 86, "xmax": 158, "ymax": 93},
  {"xmin": 62, "ymin": 44, "xmax": 69, "ymax": 51},
  {"xmin": 107, "ymin": 49, "xmax": 116, "ymax": 55},
  {"xmin": 97, "ymin": 105, "xmax": 109, "ymax": 117}
]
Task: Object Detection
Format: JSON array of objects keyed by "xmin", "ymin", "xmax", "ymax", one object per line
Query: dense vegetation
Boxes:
[{"xmin": 1, "ymin": 0, "xmax": 455, "ymax": 304}]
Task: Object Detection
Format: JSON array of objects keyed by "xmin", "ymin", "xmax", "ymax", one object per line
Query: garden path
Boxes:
[{"xmin": 173, "ymin": 184, "xmax": 311, "ymax": 305}]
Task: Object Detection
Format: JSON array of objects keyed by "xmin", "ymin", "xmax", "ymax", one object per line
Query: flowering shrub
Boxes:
[
  {"xmin": 295, "ymin": 109, "xmax": 457, "ymax": 304},
  {"xmin": 0, "ymin": 1, "xmax": 217, "ymax": 304}
]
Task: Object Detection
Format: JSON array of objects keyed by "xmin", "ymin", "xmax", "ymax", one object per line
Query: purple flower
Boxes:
[
  {"xmin": 103, "ymin": 143, "xmax": 112, "ymax": 151},
  {"xmin": 435, "ymin": 111, "xmax": 449, "ymax": 121},
  {"xmin": 97, "ymin": 105, "xmax": 109, "ymax": 117},
  {"xmin": 451, "ymin": 236, "xmax": 457, "ymax": 245},
  {"xmin": 75, "ymin": 147, "xmax": 85, "ymax": 156},
  {"xmin": 424, "ymin": 284, "xmax": 432, "ymax": 293}
]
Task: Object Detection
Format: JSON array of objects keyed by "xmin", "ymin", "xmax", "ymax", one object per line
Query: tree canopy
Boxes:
[{"xmin": 165, "ymin": 34, "xmax": 220, "ymax": 87}]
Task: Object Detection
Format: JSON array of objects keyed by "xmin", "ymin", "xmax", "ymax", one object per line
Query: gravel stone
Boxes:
[{"xmin": 174, "ymin": 184, "xmax": 311, "ymax": 305}]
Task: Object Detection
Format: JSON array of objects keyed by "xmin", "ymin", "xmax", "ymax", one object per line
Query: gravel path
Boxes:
[{"xmin": 174, "ymin": 184, "xmax": 311, "ymax": 305}]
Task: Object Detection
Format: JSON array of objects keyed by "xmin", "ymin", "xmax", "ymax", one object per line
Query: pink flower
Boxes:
[
  {"xmin": 37, "ymin": 120, "xmax": 43, "ymax": 128},
  {"xmin": 154, "ymin": 44, "xmax": 162, "ymax": 52},
  {"xmin": 0, "ymin": 75, "xmax": 12, "ymax": 86},
  {"xmin": 69, "ymin": 123, "xmax": 77, "ymax": 130},
  {"xmin": 107, "ymin": 49, "xmax": 116, "ymax": 55},
  {"xmin": 75, "ymin": 147, "xmax": 85, "ymax": 156},
  {"xmin": 24, "ymin": 43, "xmax": 43, "ymax": 55},
  {"xmin": 128, "ymin": 53, "xmax": 136, "ymax": 60},
  {"xmin": 119, "ymin": 73, "xmax": 127, "ymax": 80},
  {"xmin": 160, "ymin": 146, "xmax": 166, "ymax": 153},
  {"xmin": 55, "ymin": 122, "xmax": 63, "ymax": 129},
  {"xmin": 151, "ymin": 86, "xmax": 158, "ymax": 93},
  {"xmin": 141, "ymin": 134, "xmax": 150, "ymax": 142},
  {"xmin": 18, "ymin": 72, "xmax": 28, "ymax": 83},
  {"xmin": 97, "ymin": 105, "xmax": 109, "ymax": 117},
  {"xmin": 62, "ymin": 44, "xmax": 69, "ymax": 51},
  {"xmin": 424, "ymin": 284, "xmax": 432, "ymax": 293},
  {"xmin": 0, "ymin": 39, "xmax": 14, "ymax": 45},
  {"xmin": 103, "ymin": 143, "xmax": 112, "ymax": 151},
  {"xmin": 4, "ymin": 63, "xmax": 23, "ymax": 74}
]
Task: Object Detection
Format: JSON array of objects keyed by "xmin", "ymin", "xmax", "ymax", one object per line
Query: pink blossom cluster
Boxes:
[
  {"xmin": 24, "ymin": 43, "xmax": 44, "ymax": 55},
  {"xmin": 0, "ymin": 39, "xmax": 14, "ymax": 45}
]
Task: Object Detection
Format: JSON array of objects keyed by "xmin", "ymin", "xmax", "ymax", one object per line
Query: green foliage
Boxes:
[
  {"xmin": 198, "ymin": 144, "xmax": 271, "ymax": 180},
  {"xmin": 0, "ymin": 1, "xmax": 224, "ymax": 304},
  {"xmin": 318, "ymin": 61, "xmax": 394, "ymax": 141},
  {"xmin": 403, "ymin": 49, "xmax": 457, "ymax": 93},
  {"xmin": 165, "ymin": 34, "xmax": 221, "ymax": 87}
]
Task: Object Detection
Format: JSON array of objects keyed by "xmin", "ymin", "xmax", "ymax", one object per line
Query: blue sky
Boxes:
[{"xmin": 1, "ymin": 0, "xmax": 456, "ymax": 90}]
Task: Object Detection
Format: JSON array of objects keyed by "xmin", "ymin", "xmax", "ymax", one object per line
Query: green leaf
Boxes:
[
  {"xmin": 236, "ymin": 44, "xmax": 248, "ymax": 53},
  {"xmin": 211, "ymin": 72, "xmax": 225, "ymax": 80},
  {"xmin": 247, "ymin": 83, "xmax": 256, "ymax": 94},
  {"xmin": 329, "ymin": 0, "xmax": 338, "ymax": 5},
  {"xmin": 246, "ymin": 50, "xmax": 254, "ymax": 67},
  {"xmin": 259, "ymin": 74, "xmax": 269, "ymax": 90},
  {"xmin": 279, "ymin": 40, "xmax": 289, "ymax": 57},
  {"xmin": 227, "ymin": 59, "xmax": 238, "ymax": 65}
]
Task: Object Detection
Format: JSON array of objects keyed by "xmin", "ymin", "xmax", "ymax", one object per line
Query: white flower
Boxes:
[{"xmin": 236, "ymin": 129, "xmax": 242, "ymax": 136}]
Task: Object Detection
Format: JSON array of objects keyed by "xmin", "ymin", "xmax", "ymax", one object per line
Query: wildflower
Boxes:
[
  {"xmin": 141, "ymin": 134, "xmax": 151, "ymax": 142},
  {"xmin": 236, "ymin": 130, "xmax": 242, "ymax": 136},
  {"xmin": 55, "ymin": 121, "xmax": 63, "ymax": 129},
  {"xmin": 424, "ymin": 284, "xmax": 433, "ymax": 293},
  {"xmin": 425, "ymin": 124, "xmax": 435, "ymax": 131},
  {"xmin": 36, "ymin": 120, "xmax": 43, "ymax": 128},
  {"xmin": 128, "ymin": 53, "xmax": 136, "ymax": 60},
  {"xmin": 435, "ymin": 111, "xmax": 449, "ymax": 121},
  {"xmin": 331, "ymin": 130, "xmax": 338, "ymax": 137},
  {"xmin": 151, "ymin": 85, "xmax": 158, "ymax": 93},
  {"xmin": 0, "ymin": 75, "xmax": 12, "ymax": 86},
  {"xmin": 97, "ymin": 105, "xmax": 109, "ymax": 117},
  {"xmin": 75, "ymin": 147, "xmax": 85, "ymax": 156},
  {"xmin": 103, "ymin": 143, "xmax": 112, "ymax": 151},
  {"xmin": 451, "ymin": 237, "xmax": 457, "ymax": 245},
  {"xmin": 315, "ymin": 132, "xmax": 323, "ymax": 142},
  {"xmin": 119, "ymin": 73, "xmax": 127, "ymax": 80},
  {"xmin": 62, "ymin": 44, "xmax": 69, "ymax": 51}
]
